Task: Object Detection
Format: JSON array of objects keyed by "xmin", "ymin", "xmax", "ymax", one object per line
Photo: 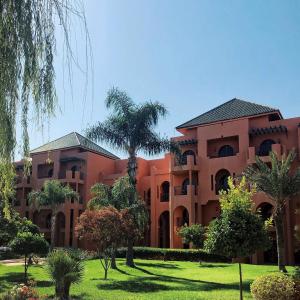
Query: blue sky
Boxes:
[{"xmin": 22, "ymin": 0, "xmax": 300, "ymax": 159}]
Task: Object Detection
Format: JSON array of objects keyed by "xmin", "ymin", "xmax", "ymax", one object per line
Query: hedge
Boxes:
[{"xmin": 115, "ymin": 247, "xmax": 229, "ymax": 262}]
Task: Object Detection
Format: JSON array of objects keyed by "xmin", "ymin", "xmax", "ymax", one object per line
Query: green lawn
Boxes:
[{"xmin": 0, "ymin": 259, "xmax": 290, "ymax": 299}]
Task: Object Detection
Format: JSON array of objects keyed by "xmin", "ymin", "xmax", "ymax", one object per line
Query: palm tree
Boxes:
[
  {"xmin": 47, "ymin": 249, "xmax": 84, "ymax": 300},
  {"xmin": 244, "ymin": 150, "xmax": 300, "ymax": 272},
  {"xmin": 29, "ymin": 180, "xmax": 79, "ymax": 249},
  {"xmin": 86, "ymin": 87, "xmax": 177, "ymax": 267}
]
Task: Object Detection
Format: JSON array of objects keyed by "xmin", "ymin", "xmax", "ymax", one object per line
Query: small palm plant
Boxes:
[
  {"xmin": 86, "ymin": 87, "xmax": 178, "ymax": 266},
  {"xmin": 29, "ymin": 180, "xmax": 79, "ymax": 249},
  {"xmin": 47, "ymin": 249, "xmax": 84, "ymax": 300},
  {"xmin": 244, "ymin": 150, "xmax": 300, "ymax": 272}
]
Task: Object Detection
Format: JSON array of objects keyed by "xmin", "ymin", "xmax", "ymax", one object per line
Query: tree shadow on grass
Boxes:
[
  {"xmin": 0, "ymin": 271, "xmax": 52, "ymax": 293},
  {"xmin": 97, "ymin": 266, "xmax": 252, "ymax": 294},
  {"xmin": 198, "ymin": 263, "xmax": 231, "ymax": 268},
  {"xmin": 134, "ymin": 262, "xmax": 181, "ymax": 269}
]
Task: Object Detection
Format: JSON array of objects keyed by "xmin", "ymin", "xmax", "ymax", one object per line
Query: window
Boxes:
[
  {"xmin": 215, "ymin": 169, "xmax": 230, "ymax": 194},
  {"xmin": 218, "ymin": 145, "xmax": 234, "ymax": 157},
  {"xmin": 181, "ymin": 150, "xmax": 196, "ymax": 165},
  {"xmin": 160, "ymin": 181, "xmax": 170, "ymax": 202},
  {"xmin": 258, "ymin": 139, "xmax": 275, "ymax": 156}
]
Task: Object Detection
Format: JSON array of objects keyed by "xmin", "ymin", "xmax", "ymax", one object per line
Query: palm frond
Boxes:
[{"xmin": 105, "ymin": 87, "xmax": 134, "ymax": 116}]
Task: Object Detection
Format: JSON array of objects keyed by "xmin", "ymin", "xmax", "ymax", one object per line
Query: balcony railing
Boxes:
[{"xmin": 58, "ymin": 170, "xmax": 84, "ymax": 181}]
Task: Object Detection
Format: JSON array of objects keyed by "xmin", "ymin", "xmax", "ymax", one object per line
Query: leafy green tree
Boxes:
[
  {"xmin": 205, "ymin": 177, "xmax": 270, "ymax": 300},
  {"xmin": 88, "ymin": 176, "xmax": 147, "ymax": 269},
  {"xmin": 47, "ymin": 249, "xmax": 84, "ymax": 300},
  {"xmin": 178, "ymin": 224, "xmax": 205, "ymax": 249},
  {"xmin": 244, "ymin": 150, "xmax": 300, "ymax": 273},
  {"xmin": 0, "ymin": 0, "xmax": 89, "ymax": 217},
  {"xmin": 29, "ymin": 180, "xmax": 79, "ymax": 249},
  {"xmin": 9, "ymin": 232, "xmax": 49, "ymax": 282},
  {"xmin": 86, "ymin": 89, "xmax": 177, "ymax": 267}
]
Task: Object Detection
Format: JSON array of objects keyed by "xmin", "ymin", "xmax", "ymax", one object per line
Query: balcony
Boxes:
[
  {"xmin": 58, "ymin": 170, "xmax": 84, "ymax": 183},
  {"xmin": 247, "ymin": 143, "xmax": 282, "ymax": 164},
  {"xmin": 171, "ymin": 155, "xmax": 199, "ymax": 173},
  {"xmin": 16, "ymin": 175, "xmax": 32, "ymax": 188},
  {"xmin": 173, "ymin": 185, "xmax": 197, "ymax": 205}
]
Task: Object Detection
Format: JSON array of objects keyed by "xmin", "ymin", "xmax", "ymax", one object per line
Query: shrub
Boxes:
[
  {"xmin": 177, "ymin": 224, "xmax": 205, "ymax": 249},
  {"xmin": 115, "ymin": 247, "xmax": 229, "ymax": 262},
  {"xmin": 0, "ymin": 283, "xmax": 38, "ymax": 300},
  {"xmin": 250, "ymin": 273, "xmax": 295, "ymax": 300},
  {"xmin": 47, "ymin": 249, "xmax": 84, "ymax": 300}
]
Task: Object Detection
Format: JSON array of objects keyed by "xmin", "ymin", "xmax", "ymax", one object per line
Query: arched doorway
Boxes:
[
  {"xmin": 159, "ymin": 211, "xmax": 170, "ymax": 248},
  {"xmin": 173, "ymin": 206, "xmax": 190, "ymax": 248},
  {"xmin": 258, "ymin": 139, "xmax": 275, "ymax": 156},
  {"xmin": 181, "ymin": 150, "xmax": 196, "ymax": 165},
  {"xmin": 218, "ymin": 145, "xmax": 234, "ymax": 157},
  {"xmin": 55, "ymin": 212, "xmax": 66, "ymax": 247},
  {"xmin": 160, "ymin": 181, "xmax": 170, "ymax": 202},
  {"xmin": 215, "ymin": 169, "xmax": 230, "ymax": 194},
  {"xmin": 257, "ymin": 202, "xmax": 277, "ymax": 264}
]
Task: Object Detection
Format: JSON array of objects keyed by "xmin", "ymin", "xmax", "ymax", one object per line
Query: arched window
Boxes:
[
  {"xmin": 181, "ymin": 177, "xmax": 197, "ymax": 195},
  {"xmin": 146, "ymin": 189, "xmax": 151, "ymax": 206},
  {"xmin": 161, "ymin": 181, "xmax": 170, "ymax": 202},
  {"xmin": 258, "ymin": 139, "xmax": 275, "ymax": 156},
  {"xmin": 218, "ymin": 145, "xmax": 234, "ymax": 157},
  {"xmin": 181, "ymin": 150, "xmax": 196, "ymax": 165},
  {"xmin": 215, "ymin": 169, "xmax": 230, "ymax": 194}
]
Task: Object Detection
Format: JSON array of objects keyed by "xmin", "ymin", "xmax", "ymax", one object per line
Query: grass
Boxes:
[{"xmin": 0, "ymin": 259, "xmax": 292, "ymax": 300}]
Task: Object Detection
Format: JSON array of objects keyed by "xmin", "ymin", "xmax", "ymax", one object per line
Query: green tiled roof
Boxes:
[
  {"xmin": 30, "ymin": 132, "xmax": 119, "ymax": 159},
  {"xmin": 176, "ymin": 98, "xmax": 281, "ymax": 129}
]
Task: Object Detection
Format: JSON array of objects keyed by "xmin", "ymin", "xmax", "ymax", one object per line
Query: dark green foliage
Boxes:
[
  {"xmin": 47, "ymin": 249, "xmax": 84, "ymax": 300},
  {"xmin": 9, "ymin": 232, "xmax": 49, "ymax": 281},
  {"xmin": 114, "ymin": 247, "xmax": 229, "ymax": 262},
  {"xmin": 178, "ymin": 224, "xmax": 205, "ymax": 249}
]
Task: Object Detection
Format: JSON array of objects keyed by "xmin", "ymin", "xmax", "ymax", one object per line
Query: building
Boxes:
[{"xmin": 14, "ymin": 99, "xmax": 300, "ymax": 265}]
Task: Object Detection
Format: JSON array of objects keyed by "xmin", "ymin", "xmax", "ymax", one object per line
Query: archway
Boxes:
[
  {"xmin": 181, "ymin": 150, "xmax": 196, "ymax": 165},
  {"xmin": 218, "ymin": 145, "xmax": 234, "ymax": 157},
  {"xmin": 159, "ymin": 211, "xmax": 170, "ymax": 248},
  {"xmin": 55, "ymin": 212, "xmax": 66, "ymax": 247},
  {"xmin": 215, "ymin": 169, "xmax": 230, "ymax": 194},
  {"xmin": 173, "ymin": 206, "xmax": 190, "ymax": 248},
  {"xmin": 258, "ymin": 139, "xmax": 275, "ymax": 156},
  {"xmin": 160, "ymin": 181, "xmax": 170, "ymax": 202},
  {"xmin": 256, "ymin": 202, "xmax": 277, "ymax": 264}
]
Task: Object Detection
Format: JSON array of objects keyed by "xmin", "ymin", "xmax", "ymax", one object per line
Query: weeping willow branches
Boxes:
[{"xmin": 0, "ymin": 0, "xmax": 91, "ymax": 216}]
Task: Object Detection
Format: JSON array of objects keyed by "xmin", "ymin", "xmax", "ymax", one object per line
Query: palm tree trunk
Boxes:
[
  {"xmin": 50, "ymin": 213, "xmax": 57, "ymax": 250},
  {"xmin": 274, "ymin": 214, "xmax": 287, "ymax": 273},
  {"xmin": 126, "ymin": 239, "xmax": 135, "ymax": 267},
  {"xmin": 126, "ymin": 150, "xmax": 137, "ymax": 267}
]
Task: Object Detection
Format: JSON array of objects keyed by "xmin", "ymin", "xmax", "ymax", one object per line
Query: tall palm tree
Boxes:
[
  {"xmin": 86, "ymin": 87, "xmax": 177, "ymax": 267},
  {"xmin": 244, "ymin": 150, "xmax": 300, "ymax": 272},
  {"xmin": 29, "ymin": 180, "xmax": 79, "ymax": 249}
]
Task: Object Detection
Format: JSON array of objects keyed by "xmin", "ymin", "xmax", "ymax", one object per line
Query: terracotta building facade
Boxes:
[{"xmin": 14, "ymin": 99, "xmax": 300, "ymax": 265}]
